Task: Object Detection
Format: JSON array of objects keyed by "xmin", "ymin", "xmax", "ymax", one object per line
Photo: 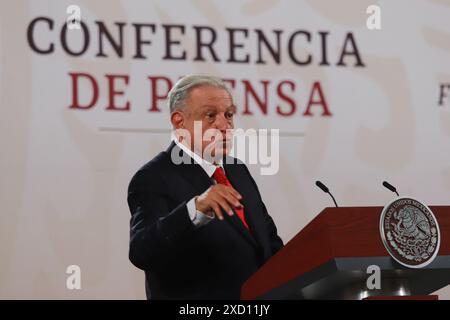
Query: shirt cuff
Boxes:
[{"xmin": 187, "ymin": 197, "xmax": 214, "ymax": 227}]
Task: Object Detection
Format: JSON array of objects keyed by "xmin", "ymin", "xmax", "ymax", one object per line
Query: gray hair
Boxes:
[{"xmin": 167, "ymin": 74, "xmax": 232, "ymax": 113}]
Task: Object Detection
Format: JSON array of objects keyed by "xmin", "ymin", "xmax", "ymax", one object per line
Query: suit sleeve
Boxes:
[
  {"xmin": 127, "ymin": 168, "xmax": 196, "ymax": 272},
  {"xmin": 259, "ymin": 200, "xmax": 284, "ymax": 254},
  {"xmin": 243, "ymin": 165, "xmax": 284, "ymax": 255}
]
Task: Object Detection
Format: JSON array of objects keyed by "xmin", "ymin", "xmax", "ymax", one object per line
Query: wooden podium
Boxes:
[{"xmin": 241, "ymin": 206, "xmax": 450, "ymax": 300}]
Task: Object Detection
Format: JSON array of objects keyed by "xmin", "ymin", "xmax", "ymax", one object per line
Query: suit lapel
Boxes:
[
  {"xmin": 223, "ymin": 162, "xmax": 259, "ymax": 248},
  {"xmin": 166, "ymin": 142, "xmax": 213, "ymax": 194}
]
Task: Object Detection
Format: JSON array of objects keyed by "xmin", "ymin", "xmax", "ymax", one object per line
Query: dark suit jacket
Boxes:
[{"xmin": 127, "ymin": 142, "xmax": 283, "ymax": 299}]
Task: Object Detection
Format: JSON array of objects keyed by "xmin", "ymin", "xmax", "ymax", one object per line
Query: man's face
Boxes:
[{"xmin": 173, "ymin": 85, "xmax": 235, "ymax": 160}]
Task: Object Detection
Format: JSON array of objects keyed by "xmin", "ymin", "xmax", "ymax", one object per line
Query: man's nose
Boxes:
[{"xmin": 214, "ymin": 113, "xmax": 232, "ymax": 131}]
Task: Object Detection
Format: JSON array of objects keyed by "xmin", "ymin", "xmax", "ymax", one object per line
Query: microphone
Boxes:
[
  {"xmin": 315, "ymin": 181, "xmax": 338, "ymax": 207},
  {"xmin": 382, "ymin": 181, "xmax": 399, "ymax": 196}
]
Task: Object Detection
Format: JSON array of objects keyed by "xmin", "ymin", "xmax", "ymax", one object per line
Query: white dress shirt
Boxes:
[{"xmin": 172, "ymin": 136, "xmax": 222, "ymax": 227}]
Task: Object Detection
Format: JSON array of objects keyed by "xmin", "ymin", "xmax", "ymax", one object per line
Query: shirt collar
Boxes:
[{"xmin": 171, "ymin": 134, "xmax": 222, "ymax": 178}]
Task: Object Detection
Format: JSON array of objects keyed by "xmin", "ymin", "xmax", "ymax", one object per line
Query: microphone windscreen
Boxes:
[
  {"xmin": 382, "ymin": 181, "xmax": 396, "ymax": 192},
  {"xmin": 315, "ymin": 180, "xmax": 329, "ymax": 193}
]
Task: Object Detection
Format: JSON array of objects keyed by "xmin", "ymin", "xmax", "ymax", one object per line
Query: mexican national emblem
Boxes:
[{"xmin": 380, "ymin": 197, "xmax": 441, "ymax": 268}]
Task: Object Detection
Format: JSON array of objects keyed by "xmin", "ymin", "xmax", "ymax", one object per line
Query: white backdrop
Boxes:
[{"xmin": 1, "ymin": 0, "xmax": 450, "ymax": 299}]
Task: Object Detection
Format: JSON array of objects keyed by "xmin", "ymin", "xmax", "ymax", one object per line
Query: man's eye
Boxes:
[
  {"xmin": 225, "ymin": 112, "xmax": 234, "ymax": 119},
  {"xmin": 205, "ymin": 112, "xmax": 216, "ymax": 120}
]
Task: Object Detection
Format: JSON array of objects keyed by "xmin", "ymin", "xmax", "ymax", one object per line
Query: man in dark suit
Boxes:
[{"xmin": 127, "ymin": 74, "xmax": 283, "ymax": 299}]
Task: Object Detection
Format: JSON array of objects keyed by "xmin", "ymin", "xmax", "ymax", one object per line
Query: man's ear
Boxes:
[{"xmin": 170, "ymin": 111, "xmax": 184, "ymax": 129}]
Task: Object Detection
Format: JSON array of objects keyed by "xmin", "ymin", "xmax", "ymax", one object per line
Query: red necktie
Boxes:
[{"xmin": 213, "ymin": 167, "xmax": 250, "ymax": 230}]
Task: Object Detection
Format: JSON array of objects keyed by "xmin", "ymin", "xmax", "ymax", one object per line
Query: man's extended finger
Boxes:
[
  {"xmin": 211, "ymin": 203, "xmax": 224, "ymax": 220},
  {"xmin": 218, "ymin": 184, "xmax": 242, "ymax": 200},
  {"xmin": 229, "ymin": 187, "xmax": 242, "ymax": 200},
  {"xmin": 216, "ymin": 187, "xmax": 243, "ymax": 208},
  {"xmin": 214, "ymin": 196, "xmax": 234, "ymax": 216}
]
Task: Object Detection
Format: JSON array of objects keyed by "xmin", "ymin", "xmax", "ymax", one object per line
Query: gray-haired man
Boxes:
[{"xmin": 127, "ymin": 74, "xmax": 283, "ymax": 299}]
